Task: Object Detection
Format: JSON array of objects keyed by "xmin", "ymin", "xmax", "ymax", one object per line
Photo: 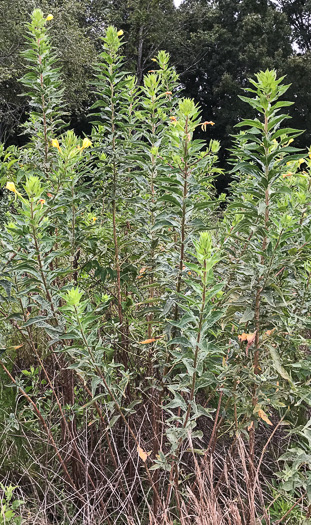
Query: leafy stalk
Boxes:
[{"xmin": 20, "ymin": 9, "xmax": 65, "ymax": 172}]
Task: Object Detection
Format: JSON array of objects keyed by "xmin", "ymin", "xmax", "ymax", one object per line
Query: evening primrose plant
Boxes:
[
  {"xmin": 2, "ymin": 10, "xmax": 311, "ymax": 524},
  {"xmin": 91, "ymin": 26, "xmax": 135, "ymax": 362},
  {"xmin": 164, "ymin": 231, "xmax": 223, "ymax": 439},
  {"xmin": 217, "ymin": 71, "xmax": 311, "ymax": 504},
  {"xmin": 20, "ymin": 8, "xmax": 65, "ymax": 172},
  {"xmin": 133, "ymin": 51, "xmax": 179, "ymax": 348},
  {"xmin": 158, "ymin": 97, "xmax": 220, "ymax": 325}
]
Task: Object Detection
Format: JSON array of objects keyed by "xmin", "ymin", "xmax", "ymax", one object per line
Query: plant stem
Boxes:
[
  {"xmin": 109, "ymin": 62, "xmax": 126, "ymax": 360},
  {"xmin": 174, "ymin": 116, "xmax": 189, "ymax": 323},
  {"xmin": 38, "ymin": 49, "xmax": 49, "ymax": 170},
  {"xmin": 183, "ymin": 259, "xmax": 207, "ymax": 429}
]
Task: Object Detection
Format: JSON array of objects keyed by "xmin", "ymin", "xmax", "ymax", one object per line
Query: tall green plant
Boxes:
[
  {"xmin": 92, "ymin": 27, "xmax": 133, "ymax": 361},
  {"xmin": 138, "ymin": 51, "xmax": 179, "ymax": 341},
  {"xmin": 2, "ymin": 8, "xmax": 311, "ymax": 521},
  {"xmin": 20, "ymin": 9, "xmax": 65, "ymax": 171},
  {"xmin": 158, "ymin": 98, "xmax": 219, "ymax": 324},
  {"xmin": 153, "ymin": 232, "xmax": 224, "ymax": 493},
  {"xmin": 219, "ymin": 71, "xmax": 309, "ymax": 515}
]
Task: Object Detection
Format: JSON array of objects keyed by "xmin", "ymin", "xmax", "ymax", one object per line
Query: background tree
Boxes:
[
  {"xmin": 168, "ymin": 0, "xmax": 292, "ymax": 168},
  {"xmin": 276, "ymin": 0, "xmax": 311, "ymax": 52},
  {"xmin": 104, "ymin": 0, "xmax": 176, "ymax": 84},
  {"xmin": 275, "ymin": 0, "xmax": 311, "ymax": 152}
]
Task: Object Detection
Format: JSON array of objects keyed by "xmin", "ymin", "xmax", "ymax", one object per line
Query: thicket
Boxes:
[{"xmin": 1, "ymin": 8, "xmax": 311, "ymax": 525}]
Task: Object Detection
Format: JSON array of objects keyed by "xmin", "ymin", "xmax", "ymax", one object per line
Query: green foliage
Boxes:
[
  {"xmin": 106, "ymin": 0, "xmax": 176, "ymax": 84},
  {"xmin": 0, "ymin": 484, "xmax": 24, "ymax": 525},
  {"xmin": 268, "ymin": 490, "xmax": 307, "ymax": 524},
  {"xmin": 1, "ymin": 10, "xmax": 311, "ymax": 524},
  {"xmin": 20, "ymin": 8, "xmax": 65, "ymax": 170},
  {"xmin": 171, "ymin": 0, "xmax": 293, "ymax": 158}
]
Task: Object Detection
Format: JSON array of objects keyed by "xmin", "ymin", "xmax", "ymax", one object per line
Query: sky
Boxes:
[{"xmin": 174, "ymin": 0, "xmax": 184, "ymax": 6}]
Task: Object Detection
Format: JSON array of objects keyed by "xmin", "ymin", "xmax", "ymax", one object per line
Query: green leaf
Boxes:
[
  {"xmin": 23, "ymin": 316, "xmax": 49, "ymax": 327},
  {"xmin": 239, "ymin": 308, "xmax": 254, "ymax": 323},
  {"xmin": 235, "ymin": 119, "xmax": 264, "ymax": 130},
  {"xmin": 268, "ymin": 345, "xmax": 292, "ymax": 384}
]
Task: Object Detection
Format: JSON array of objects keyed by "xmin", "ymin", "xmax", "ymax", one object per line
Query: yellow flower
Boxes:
[
  {"xmin": 151, "ymin": 58, "xmax": 157, "ymax": 62},
  {"xmin": 288, "ymin": 138, "xmax": 294, "ymax": 144},
  {"xmin": 46, "ymin": 14, "xmax": 53, "ymax": 21},
  {"xmin": 38, "ymin": 199, "xmax": 46, "ymax": 208},
  {"xmin": 92, "ymin": 217, "xmax": 97, "ymax": 223},
  {"xmin": 6, "ymin": 182, "xmax": 17, "ymax": 193},
  {"xmin": 299, "ymin": 158, "xmax": 305, "ymax": 165},
  {"xmin": 51, "ymin": 139, "xmax": 61, "ymax": 151},
  {"xmin": 6, "ymin": 181, "xmax": 21, "ymax": 199},
  {"xmin": 81, "ymin": 137, "xmax": 92, "ymax": 150},
  {"xmin": 117, "ymin": 30, "xmax": 124, "ymax": 36}
]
